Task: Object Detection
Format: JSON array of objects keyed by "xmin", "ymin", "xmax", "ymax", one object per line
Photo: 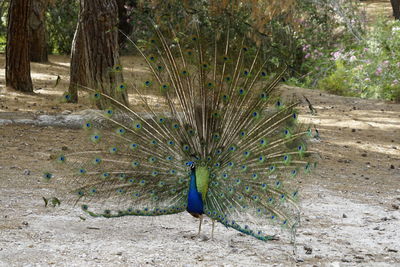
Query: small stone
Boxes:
[
  {"xmin": 390, "ymin": 165, "xmax": 395, "ymax": 169},
  {"xmin": 116, "ymin": 252, "xmax": 122, "ymax": 256},
  {"xmin": 304, "ymin": 245, "xmax": 312, "ymax": 254},
  {"xmin": 22, "ymin": 221, "xmax": 29, "ymax": 226},
  {"xmin": 351, "ymin": 129, "xmax": 356, "ymax": 132},
  {"xmin": 200, "ymin": 235, "xmax": 209, "ymax": 241},
  {"xmin": 342, "ymin": 213, "xmax": 348, "ymax": 218},
  {"xmin": 61, "ymin": 146, "xmax": 68, "ymax": 151},
  {"xmin": 62, "ymin": 110, "xmax": 72, "ymax": 115},
  {"xmin": 23, "ymin": 169, "xmax": 30, "ymax": 175},
  {"xmin": 338, "ymin": 159, "xmax": 351, "ymax": 164},
  {"xmin": 361, "ymin": 153, "xmax": 367, "ymax": 157},
  {"xmin": 195, "ymin": 255, "xmax": 204, "ymax": 261},
  {"xmin": 392, "ymin": 204, "xmax": 399, "ymax": 210},
  {"xmin": 388, "ymin": 248, "xmax": 398, "ymax": 253}
]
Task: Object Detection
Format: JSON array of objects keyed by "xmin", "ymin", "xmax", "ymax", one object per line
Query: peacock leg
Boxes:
[
  {"xmin": 211, "ymin": 219, "xmax": 215, "ymax": 240},
  {"xmin": 197, "ymin": 215, "xmax": 204, "ymax": 236}
]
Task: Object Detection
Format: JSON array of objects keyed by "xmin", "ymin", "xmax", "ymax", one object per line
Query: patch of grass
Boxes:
[{"xmin": 0, "ymin": 35, "xmax": 5, "ymax": 53}]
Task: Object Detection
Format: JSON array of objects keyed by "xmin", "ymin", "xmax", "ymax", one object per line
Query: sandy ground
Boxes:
[{"xmin": 0, "ymin": 51, "xmax": 400, "ymax": 266}]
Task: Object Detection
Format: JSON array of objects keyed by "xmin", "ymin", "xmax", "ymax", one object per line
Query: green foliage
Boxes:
[
  {"xmin": 0, "ymin": 35, "xmax": 5, "ymax": 53},
  {"xmin": 301, "ymin": 17, "xmax": 400, "ymax": 102},
  {"xmin": 46, "ymin": 0, "xmax": 79, "ymax": 54},
  {"xmin": 0, "ymin": 0, "xmax": 9, "ymax": 52},
  {"xmin": 291, "ymin": 0, "xmax": 364, "ymax": 80},
  {"xmin": 317, "ymin": 61, "xmax": 355, "ymax": 96},
  {"xmin": 121, "ymin": 0, "xmax": 367, "ymax": 86},
  {"xmin": 124, "ymin": 0, "xmax": 295, "ymax": 72},
  {"xmin": 285, "ymin": 1, "xmax": 400, "ymax": 102}
]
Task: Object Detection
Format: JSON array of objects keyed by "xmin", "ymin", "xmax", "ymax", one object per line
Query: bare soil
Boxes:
[{"xmin": 361, "ymin": 0, "xmax": 393, "ymax": 23}]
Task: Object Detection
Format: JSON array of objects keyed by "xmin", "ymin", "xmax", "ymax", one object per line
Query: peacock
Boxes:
[{"xmin": 43, "ymin": 18, "xmax": 317, "ymax": 242}]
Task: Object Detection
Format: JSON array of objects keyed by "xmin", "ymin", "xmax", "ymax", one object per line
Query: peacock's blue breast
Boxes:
[{"xmin": 187, "ymin": 173, "xmax": 204, "ymax": 215}]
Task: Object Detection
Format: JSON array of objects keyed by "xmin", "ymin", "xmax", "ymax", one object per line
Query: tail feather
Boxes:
[{"xmin": 45, "ymin": 19, "xmax": 317, "ymax": 241}]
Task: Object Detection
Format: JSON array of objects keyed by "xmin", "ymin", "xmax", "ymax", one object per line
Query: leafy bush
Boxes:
[
  {"xmin": 46, "ymin": 0, "xmax": 79, "ymax": 54},
  {"xmin": 123, "ymin": 0, "xmax": 363, "ymax": 76},
  {"xmin": 123, "ymin": 1, "xmax": 299, "ymax": 71},
  {"xmin": 290, "ymin": 0, "xmax": 365, "ymax": 81},
  {"xmin": 317, "ymin": 61, "xmax": 356, "ymax": 96},
  {"xmin": 303, "ymin": 17, "xmax": 400, "ymax": 102},
  {"xmin": 0, "ymin": 0, "xmax": 9, "ymax": 52}
]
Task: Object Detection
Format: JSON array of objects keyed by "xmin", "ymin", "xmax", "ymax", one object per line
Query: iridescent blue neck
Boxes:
[{"xmin": 186, "ymin": 168, "xmax": 204, "ymax": 215}]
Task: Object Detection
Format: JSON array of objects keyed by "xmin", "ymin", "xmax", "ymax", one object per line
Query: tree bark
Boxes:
[
  {"xmin": 68, "ymin": 0, "xmax": 128, "ymax": 108},
  {"xmin": 29, "ymin": 0, "xmax": 48, "ymax": 62},
  {"xmin": 6, "ymin": 0, "xmax": 33, "ymax": 92},
  {"xmin": 391, "ymin": 0, "xmax": 400, "ymax": 20}
]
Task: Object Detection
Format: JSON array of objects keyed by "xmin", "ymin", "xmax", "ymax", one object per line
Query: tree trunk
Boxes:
[
  {"xmin": 391, "ymin": 0, "xmax": 400, "ymax": 20},
  {"xmin": 29, "ymin": 0, "xmax": 48, "ymax": 62},
  {"xmin": 6, "ymin": 0, "xmax": 33, "ymax": 92},
  {"xmin": 68, "ymin": 0, "xmax": 128, "ymax": 108},
  {"xmin": 68, "ymin": 7, "xmax": 87, "ymax": 103}
]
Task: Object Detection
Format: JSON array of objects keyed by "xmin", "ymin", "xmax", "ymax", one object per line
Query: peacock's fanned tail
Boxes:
[{"xmin": 44, "ymin": 20, "xmax": 317, "ymax": 242}]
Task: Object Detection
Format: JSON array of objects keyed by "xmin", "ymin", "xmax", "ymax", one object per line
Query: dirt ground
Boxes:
[{"xmin": 1, "ymin": 50, "xmax": 400, "ymax": 266}]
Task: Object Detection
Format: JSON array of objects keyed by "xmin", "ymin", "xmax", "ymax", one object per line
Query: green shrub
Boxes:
[
  {"xmin": 318, "ymin": 61, "xmax": 355, "ymax": 96},
  {"xmin": 297, "ymin": 14, "xmax": 400, "ymax": 102},
  {"xmin": 46, "ymin": 0, "xmax": 79, "ymax": 54}
]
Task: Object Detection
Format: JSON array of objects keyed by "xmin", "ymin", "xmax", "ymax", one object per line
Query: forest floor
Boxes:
[{"xmin": 1, "ymin": 51, "xmax": 400, "ymax": 266}]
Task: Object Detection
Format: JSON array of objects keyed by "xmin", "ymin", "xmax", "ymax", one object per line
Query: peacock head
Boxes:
[{"xmin": 186, "ymin": 161, "xmax": 195, "ymax": 170}]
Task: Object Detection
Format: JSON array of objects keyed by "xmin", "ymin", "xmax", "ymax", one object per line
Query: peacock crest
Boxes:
[{"xmin": 44, "ymin": 18, "xmax": 317, "ymax": 242}]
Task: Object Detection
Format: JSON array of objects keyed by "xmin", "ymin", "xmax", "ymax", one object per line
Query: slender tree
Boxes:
[
  {"xmin": 29, "ymin": 0, "xmax": 49, "ymax": 62},
  {"xmin": 6, "ymin": 0, "xmax": 33, "ymax": 92},
  {"xmin": 391, "ymin": 0, "xmax": 400, "ymax": 20},
  {"xmin": 68, "ymin": 10, "xmax": 87, "ymax": 103},
  {"xmin": 68, "ymin": 0, "xmax": 128, "ymax": 108}
]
